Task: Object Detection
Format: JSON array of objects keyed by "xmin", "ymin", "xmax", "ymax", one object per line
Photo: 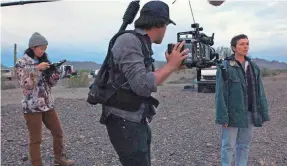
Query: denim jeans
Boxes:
[{"xmin": 221, "ymin": 112, "xmax": 254, "ymax": 166}]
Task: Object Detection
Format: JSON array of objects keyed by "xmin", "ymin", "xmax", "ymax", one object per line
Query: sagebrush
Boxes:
[
  {"xmin": 261, "ymin": 68, "xmax": 281, "ymax": 78},
  {"xmin": 65, "ymin": 71, "xmax": 89, "ymax": 88}
]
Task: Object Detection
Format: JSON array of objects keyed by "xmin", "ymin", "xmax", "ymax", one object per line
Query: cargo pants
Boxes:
[
  {"xmin": 106, "ymin": 114, "xmax": 152, "ymax": 166},
  {"xmin": 24, "ymin": 109, "xmax": 64, "ymax": 166}
]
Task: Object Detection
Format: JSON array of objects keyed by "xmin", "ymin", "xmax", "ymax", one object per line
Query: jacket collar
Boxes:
[
  {"xmin": 225, "ymin": 54, "xmax": 252, "ymax": 68},
  {"xmin": 134, "ymin": 28, "xmax": 147, "ymax": 35},
  {"xmin": 134, "ymin": 28, "xmax": 154, "ymax": 55},
  {"xmin": 225, "ymin": 54, "xmax": 251, "ymax": 61}
]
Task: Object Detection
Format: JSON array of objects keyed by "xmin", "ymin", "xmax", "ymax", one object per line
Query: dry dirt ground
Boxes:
[{"xmin": 1, "ymin": 73, "xmax": 287, "ymax": 166}]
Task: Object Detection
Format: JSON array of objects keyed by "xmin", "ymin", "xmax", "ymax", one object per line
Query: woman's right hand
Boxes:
[{"xmin": 36, "ymin": 62, "xmax": 50, "ymax": 71}]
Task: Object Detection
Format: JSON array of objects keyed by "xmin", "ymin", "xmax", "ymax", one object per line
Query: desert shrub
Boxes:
[
  {"xmin": 65, "ymin": 71, "xmax": 89, "ymax": 88},
  {"xmin": 271, "ymin": 70, "xmax": 278, "ymax": 76},
  {"xmin": 261, "ymin": 68, "xmax": 281, "ymax": 78},
  {"xmin": 261, "ymin": 68, "xmax": 270, "ymax": 77},
  {"xmin": 79, "ymin": 69, "xmax": 90, "ymax": 73},
  {"xmin": 277, "ymin": 69, "xmax": 287, "ymax": 73}
]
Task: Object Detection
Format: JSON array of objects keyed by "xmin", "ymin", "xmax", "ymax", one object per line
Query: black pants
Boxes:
[{"xmin": 106, "ymin": 114, "xmax": 152, "ymax": 166}]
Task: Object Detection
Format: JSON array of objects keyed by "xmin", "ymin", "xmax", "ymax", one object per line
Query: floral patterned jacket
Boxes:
[{"xmin": 15, "ymin": 54, "xmax": 59, "ymax": 113}]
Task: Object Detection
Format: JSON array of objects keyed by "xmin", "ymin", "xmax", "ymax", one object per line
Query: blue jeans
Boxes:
[{"xmin": 221, "ymin": 112, "xmax": 254, "ymax": 166}]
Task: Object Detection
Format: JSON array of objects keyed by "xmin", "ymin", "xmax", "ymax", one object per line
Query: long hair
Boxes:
[{"xmin": 24, "ymin": 47, "xmax": 50, "ymax": 63}]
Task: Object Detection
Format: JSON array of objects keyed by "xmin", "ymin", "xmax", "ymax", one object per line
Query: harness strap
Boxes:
[{"xmin": 109, "ymin": 30, "xmax": 155, "ymax": 90}]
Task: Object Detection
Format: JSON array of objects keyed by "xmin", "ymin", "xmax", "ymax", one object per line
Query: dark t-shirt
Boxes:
[
  {"xmin": 244, "ymin": 61, "xmax": 253, "ymax": 112},
  {"xmin": 240, "ymin": 60, "xmax": 252, "ymax": 112}
]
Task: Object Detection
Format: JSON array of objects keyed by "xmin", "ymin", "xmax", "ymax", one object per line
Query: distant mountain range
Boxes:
[
  {"xmin": 57, "ymin": 58, "xmax": 287, "ymax": 71},
  {"xmin": 2, "ymin": 58, "xmax": 287, "ymax": 71},
  {"xmin": 55, "ymin": 60, "xmax": 167, "ymax": 71},
  {"xmin": 251, "ymin": 58, "xmax": 287, "ymax": 69}
]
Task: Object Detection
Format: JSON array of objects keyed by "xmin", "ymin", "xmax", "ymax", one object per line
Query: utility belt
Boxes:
[
  {"xmin": 87, "ymin": 79, "xmax": 159, "ymax": 112},
  {"xmin": 108, "ymin": 113, "xmax": 148, "ymax": 124}
]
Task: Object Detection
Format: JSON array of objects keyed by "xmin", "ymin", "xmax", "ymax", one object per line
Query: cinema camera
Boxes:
[{"xmin": 168, "ymin": 22, "xmax": 220, "ymax": 69}]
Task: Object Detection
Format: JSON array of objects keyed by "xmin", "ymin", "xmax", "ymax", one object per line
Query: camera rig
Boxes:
[
  {"xmin": 168, "ymin": 0, "xmax": 224, "ymax": 69},
  {"xmin": 168, "ymin": 22, "xmax": 220, "ymax": 69},
  {"xmin": 169, "ymin": 0, "xmax": 227, "ymax": 93}
]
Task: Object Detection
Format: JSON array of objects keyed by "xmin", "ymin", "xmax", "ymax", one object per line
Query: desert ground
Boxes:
[{"xmin": 1, "ymin": 72, "xmax": 287, "ymax": 166}]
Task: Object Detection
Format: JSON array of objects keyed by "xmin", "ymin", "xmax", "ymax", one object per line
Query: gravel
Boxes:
[{"xmin": 1, "ymin": 76, "xmax": 287, "ymax": 166}]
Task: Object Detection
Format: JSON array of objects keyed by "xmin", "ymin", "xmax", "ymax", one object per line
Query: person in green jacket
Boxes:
[{"xmin": 215, "ymin": 34, "xmax": 270, "ymax": 166}]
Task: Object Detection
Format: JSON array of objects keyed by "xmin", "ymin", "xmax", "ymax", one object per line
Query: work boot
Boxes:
[{"xmin": 54, "ymin": 154, "xmax": 75, "ymax": 166}]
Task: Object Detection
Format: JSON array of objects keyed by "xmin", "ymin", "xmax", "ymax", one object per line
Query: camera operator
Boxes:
[
  {"xmin": 215, "ymin": 34, "xmax": 270, "ymax": 166},
  {"xmin": 100, "ymin": 1, "xmax": 188, "ymax": 166},
  {"xmin": 15, "ymin": 32, "xmax": 75, "ymax": 166}
]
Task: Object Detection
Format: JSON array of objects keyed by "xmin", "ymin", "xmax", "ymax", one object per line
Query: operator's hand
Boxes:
[
  {"xmin": 51, "ymin": 72, "xmax": 60, "ymax": 80},
  {"xmin": 36, "ymin": 62, "xmax": 50, "ymax": 71},
  {"xmin": 223, "ymin": 124, "xmax": 228, "ymax": 128},
  {"xmin": 165, "ymin": 40, "xmax": 189, "ymax": 72}
]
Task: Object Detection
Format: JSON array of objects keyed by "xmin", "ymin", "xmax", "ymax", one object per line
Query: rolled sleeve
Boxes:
[{"xmin": 111, "ymin": 33, "xmax": 157, "ymax": 97}]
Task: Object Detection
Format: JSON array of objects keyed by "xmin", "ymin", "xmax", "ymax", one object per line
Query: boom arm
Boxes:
[{"xmin": 1, "ymin": 0, "xmax": 60, "ymax": 7}]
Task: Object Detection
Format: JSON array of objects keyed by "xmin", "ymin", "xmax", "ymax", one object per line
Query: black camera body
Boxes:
[
  {"xmin": 42, "ymin": 59, "xmax": 66, "ymax": 79},
  {"xmin": 167, "ymin": 23, "xmax": 219, "ymax": 69}
]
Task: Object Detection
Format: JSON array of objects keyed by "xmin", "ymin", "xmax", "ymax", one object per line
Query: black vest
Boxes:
[{"xmin": 87, "ymin": 30, "xmax": 159, "ymax": 112}]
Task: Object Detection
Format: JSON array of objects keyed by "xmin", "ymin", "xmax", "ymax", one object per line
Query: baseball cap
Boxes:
[{"xmin": 140, "ymin": 0, "xmax": 176, "ymax": 25}]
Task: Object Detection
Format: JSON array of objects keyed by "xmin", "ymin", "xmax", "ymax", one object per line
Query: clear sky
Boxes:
[{"xmin": 1, "ymin": 0, "xmax": 287, "ymax": 67}]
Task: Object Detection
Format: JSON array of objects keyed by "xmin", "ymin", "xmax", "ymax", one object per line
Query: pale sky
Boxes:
[{"xmin": 1, "ymin": 0, "xmax": 287, "ymax": 66}]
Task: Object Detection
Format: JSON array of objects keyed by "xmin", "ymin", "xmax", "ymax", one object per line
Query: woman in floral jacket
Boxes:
[{"xmin": 15, "ymin": 32, "xmax": 75, "ymax": 166}]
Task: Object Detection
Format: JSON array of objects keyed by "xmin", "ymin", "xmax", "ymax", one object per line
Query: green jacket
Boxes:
[{"xmin": 215, "ymin": 55, "xmax": 270, "ymax": 128}]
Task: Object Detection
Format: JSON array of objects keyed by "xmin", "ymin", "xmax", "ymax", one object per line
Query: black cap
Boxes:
[{"xmin": 140, "ymin": 1, "xmax": 176, "ymax": 25}]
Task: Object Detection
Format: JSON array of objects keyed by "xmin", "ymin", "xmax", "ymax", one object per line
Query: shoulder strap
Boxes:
[
  {"xmin": 111, "ymin": 31, "xmax": 155, "ymax": 90},
  {"xmin": 94, "ymin": 30, "xmax": 136, "ymax": 88},
  {"xmin": 133, "ymin": 33, "xmax": 155, "ymax": 71},
  {"xmin": 222, "ymin": 60, "xmax": 228, "ymax": 70},
  {"xmin": 220, "ymin": 60, "xmax": 229, "ymax": 81}
]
